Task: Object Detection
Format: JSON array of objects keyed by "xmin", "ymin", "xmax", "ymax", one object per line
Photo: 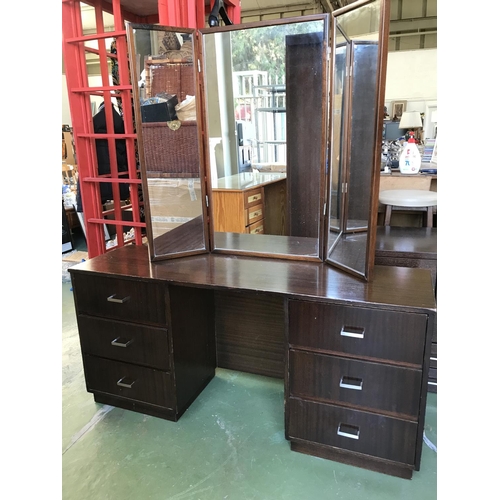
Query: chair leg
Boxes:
[
  {"xmin": 384, "ymin": 205, "xmax": 392, "ymax": 226},
  {"xmin": 426, "ymin": 207, "xmax": 433, "ymax": 227}
]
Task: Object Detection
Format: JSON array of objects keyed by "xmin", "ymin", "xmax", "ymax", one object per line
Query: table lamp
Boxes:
[{"xmin": 399, "ymin": 111, "xmax": 422, "ymax": 142}]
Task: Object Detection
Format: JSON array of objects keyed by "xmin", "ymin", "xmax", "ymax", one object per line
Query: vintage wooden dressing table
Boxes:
[{"xmin": 70, "ymin": 0, "xmax": 436, "ymax": 480}]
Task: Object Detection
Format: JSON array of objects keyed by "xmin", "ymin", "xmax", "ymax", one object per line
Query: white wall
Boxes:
[{"xmin": 384, "ymin": 48, "xmax": 437, "ymax": 112}]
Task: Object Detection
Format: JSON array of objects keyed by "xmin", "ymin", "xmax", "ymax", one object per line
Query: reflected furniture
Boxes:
[
  {"xmin": 212, "ymin": 172, "xmax": 286, "ymax": 234},
  {"xmin": 69, "ymin": 244, "xmax": 436, "ymax": 479},
  {"xmin": 379, "ymin": 189, "xmax": 437, "ymax": 227}
]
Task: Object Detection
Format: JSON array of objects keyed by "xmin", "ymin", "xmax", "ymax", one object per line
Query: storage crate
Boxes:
[
  {"xmin": 142, "ymin": 120, "xmax": 199, "ymax": 176},
  {"xmin": 145, "ymin": 59, "xmax": 195, "ymax": 103}
]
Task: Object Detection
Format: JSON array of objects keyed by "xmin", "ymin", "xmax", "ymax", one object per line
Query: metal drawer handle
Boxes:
[
  {"xmin": 248, "ymin": 193, "xmax": 261, "ymax": 203},
  {"xmin": 340, "ymin": 326, "xmax": 365, "ymax": 339},
  {"xmin": 111, "ymin": 337, "xmax": 134, "ymax": 348},
  {"xmin": 116, "ymin": 377, "xmax": 135, "ymax": 389},
  {"xmin": 250, "ymin": 209, "xmax": 262, "ymax": 218},
  {"xmin": 337, "ymin": 423, "xmax": 360, "ymax": 440},
  {"xmin": 339, "ymin": 376, "xmax": 363, "ymax": 391},
  {"xmin": 107, "ymin": 294, "xmax": 130, "ymax": 304}
]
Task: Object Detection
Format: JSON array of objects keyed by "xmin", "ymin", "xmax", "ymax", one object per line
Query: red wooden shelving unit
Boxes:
[{"xmin": 62, "ymin": 0, "xmax": 241, "ymax": 258}]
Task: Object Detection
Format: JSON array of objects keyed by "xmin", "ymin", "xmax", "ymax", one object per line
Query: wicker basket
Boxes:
[
  {"xmin": 145, "ymin": 59, "xmax": 196, "ymax": 102},
  {"xmin": 142, "ymin": 120, "xmax": 199, "ymax": 177}
]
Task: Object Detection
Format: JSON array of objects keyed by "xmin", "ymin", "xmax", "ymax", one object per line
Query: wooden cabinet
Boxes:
[
  {"xmin": 286, "ymin": 298, "xmax": 432, "ymax": 478},
  {"xmin": 71, "ymin": 272, "xmax": 215, "ymax": 421},
  {"xmin": 212, "ymin": 173, "xmax": 286, "ymax": 235},
  {"xmin": 69, "ymin": 244, "xmax": 435, "ymax": 479},
  {"xmin": 212, "ymin": 186, "xmax": 264, "ymax": 234}
]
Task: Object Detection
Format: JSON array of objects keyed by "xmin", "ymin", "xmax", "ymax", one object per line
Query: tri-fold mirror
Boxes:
[{"xmin": 126, "ymin": 0, "xmax": 389, "ymax": 281}]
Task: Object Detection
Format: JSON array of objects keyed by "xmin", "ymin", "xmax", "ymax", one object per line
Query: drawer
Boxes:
[
  {"xmin": 245, "ymin": 187, "xmax": 263, "ymax": 208},
  {"xmin": 289, "ymin": 350, "xmax": 422, "ymax": 418},
  {"xmin": 72, "ymin": 273, "xmax": 167, "ymax": 326},
  {"xmin": 246, "ymin": 219, "xmax": 265, "ymax": 234},
  {"xmin": 246, "ymin": 204, "xmax": 264, "ymax": 226},
  {"xmin": 288, "ymin": 397, "xmax": 418, "ymax": 465},
  {"xmin": 289, "ymin": 300, "xmax": 427, "ymax": 366},
  {"xmin": 84, "ymin": 355, "xmax": 175, "ymax": 409},
  {"xmin": 78, "ymin": 315, "xmax": 170, "ymax": 370}
]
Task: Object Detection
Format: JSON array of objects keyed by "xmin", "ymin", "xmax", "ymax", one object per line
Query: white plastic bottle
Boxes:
[{"xmin": 399, "ymin": 132, "xmax": 421, "ymax": 174}]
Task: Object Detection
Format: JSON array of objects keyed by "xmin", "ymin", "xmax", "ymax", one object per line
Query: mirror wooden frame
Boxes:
[
  {"xmin": 126, "ymin": 2, "xmax": 389, "ymax": 280},
  {"xmin": 324, "ymin": 0, "xmax": 390, "ymax": 281}
]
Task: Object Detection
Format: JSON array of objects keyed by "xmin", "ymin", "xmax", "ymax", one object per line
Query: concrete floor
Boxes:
[{"xmin": 62, "ymin": 258, "xmax": 437, "ymax": 500}]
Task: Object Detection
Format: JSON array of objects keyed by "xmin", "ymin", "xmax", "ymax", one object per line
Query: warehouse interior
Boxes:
[{"xmin": 5, "ymin": 1, "xmax": 494, "ymax": 499}]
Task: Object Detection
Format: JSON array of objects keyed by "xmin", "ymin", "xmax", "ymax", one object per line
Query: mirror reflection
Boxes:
[
  {"xmin": 201, "ymin": 17, "xmax": 328, "ymax": 260},
  {"xmin": 127, "ymin": 25, "xmax": 207, "ymax": 260},
  {"xmin": 327, "ymin": 0, "xmax": 384, "ymax": 278}
]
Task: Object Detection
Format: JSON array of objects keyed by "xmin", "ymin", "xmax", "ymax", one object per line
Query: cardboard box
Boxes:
[{"xmin": 146, "ymin": 178, "xmax": 203, "ymax": 236}]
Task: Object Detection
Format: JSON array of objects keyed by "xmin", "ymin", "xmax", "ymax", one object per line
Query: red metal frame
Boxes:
[{"xmin": 62, "ymin": 0, "xmax": 240, "ymax": 258}]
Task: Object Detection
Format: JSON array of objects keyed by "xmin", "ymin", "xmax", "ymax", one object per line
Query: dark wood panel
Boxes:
[
  {"xmin": 93, "ymin": 393, "xmax": 178, "ymax": 421},
  {"xmin": 375, "ymin": 226, "xmax": 437, "ymax": 258},
  {"xmin": 286, "ymin": 32, "xmax": 324, "ymax": 238},
  {"xmin": 264, "ymin": 179, "xmax": 287, "ymax": 236},
  {"xmin": 78, "ymin": 315, "xmax": 170, "ymax": 370},
  {"xmin": 169, "ymin": 285, "xmax": 216, "ymax": 413},
  {"xmin": 290, "ymin": 440, "xmax": 413, "ymax": 479},
  {"xmin": 288, "ymin": 397, "xmax": 418, "ymax": 465},
  {"xmin": 289, "ymin": 300, "xmax": 427, "ymax": 366},
  {"xmin": 215, "ymin": 291, "xmax": 285, "ymax": 378},
  {"xmin": 69, "ymin": 245, "xmax": 437, "ymax": 312},
  {"xmin": 289, "ymin": 350, "xmax": 422, "ymax": 418},
  {"xmin": 84, "ymin": 355, "xmax": 175, "ymax": 409},
  {"xmin": 72, "ymin": 273, "xmax": 167, "ymax": 326}
]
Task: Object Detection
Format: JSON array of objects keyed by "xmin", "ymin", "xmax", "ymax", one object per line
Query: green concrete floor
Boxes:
[{"xmin": 62, "ymin": 281, "xmax": 437, "ymax": 500}]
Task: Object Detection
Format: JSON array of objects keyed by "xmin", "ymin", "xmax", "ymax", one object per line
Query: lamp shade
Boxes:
[{"xmin": 399, "ymin": 111, "xmax": 422, "ymax": 129}]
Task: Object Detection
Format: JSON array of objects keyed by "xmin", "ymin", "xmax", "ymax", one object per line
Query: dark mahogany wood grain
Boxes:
[
  {"xmin": 287, "ymin": 397, "xmax": 418, "ymax": 465},
  {"xmin": 288, "ymin": 300, "xmax": 427, "ymax": 366},
  {"xmin": 84, "ymin": 355, "xmax": 175, "ymax": 409},
  {"xmin": 215, "ymin": 291, "xmax": 286, "ymax": 378},
  {"xmin": 290, "ymin": 440, "xmax": 413, "ymax": 479},
  {"xmin": 69, "ymin": 244, "xmax": 436, "ymax": 312},
  {"xmin": 289, "ymin": 350, "xmax": 422, "ymax": 418},
  {"xmin": 71, "ymin": 272, "xmax": 167, "ymax": 326},
  {"xmin": 152, "ymin": 214, "xmax": 207, "ymax": 257},
  {"xmin": 78, "ymin": 316, "xmax": 170, "ymax": 370},
  {"xmin": 213, "ymin": 232, "xmax": 319, "ymax": 260},
  {"xmin": 168, "ymin": 285, "xmax": 216, "ymax": 413}
]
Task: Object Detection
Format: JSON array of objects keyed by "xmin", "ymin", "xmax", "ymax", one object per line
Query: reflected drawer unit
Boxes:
[
  {"xmin": 212, "ymin": 186, "xmax": 265, "ymax": 234},
  {"xmin": 70, "ymin": 273, "xmax": 216, "ymax": 421},
  {"xmin": 286, "ymin": 299, "xmax": 432, "ymax": 479}
]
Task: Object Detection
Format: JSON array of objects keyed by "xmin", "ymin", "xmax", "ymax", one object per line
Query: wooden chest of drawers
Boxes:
[
  {"xmin": 286, "ymin": 299, "xmax": 432, "ymax": 479},
  {"xmin": 69, "ymin": 245, "xmax": 436, "ymax": 479},
  {"xmin": 71, "ymin": 273, "xmax": 216, "ymax": 421},
  {"xmin": 212, "ymin": 186, "xmax": 265, "ymax": 234}
]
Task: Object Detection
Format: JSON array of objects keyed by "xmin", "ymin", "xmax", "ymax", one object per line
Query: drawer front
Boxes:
[
  {"xmin": 245, "ymin": 188, "xmax": 263, "ymax": 208},
  {"xmin": 246, "ymin": 219, "xmax": 265, "ymax": 235},
  {"xmin": 289, "ymin": 300, "xmax": 427, "ymax": 365},
  {"xmin": 72, "ymin": 273, "xmax": 167, "ymax": 326},
  {"xmin": 78, "ymin": 315, "xmax": 170, "ymax": 370},
  {"xmin": 289, "ymin": 350, "xmax": 422, "ymax": 418},
  {"xmin": 246, "ymin": 204, "xmax": 264, "ymax": 226},
  {"xmin": 84, "ymin": 355, "xmax": 175, "ymax": 409},
  {"xmin": 288, "ymin": 397, "xmax": 418, "ymax": 465}
]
